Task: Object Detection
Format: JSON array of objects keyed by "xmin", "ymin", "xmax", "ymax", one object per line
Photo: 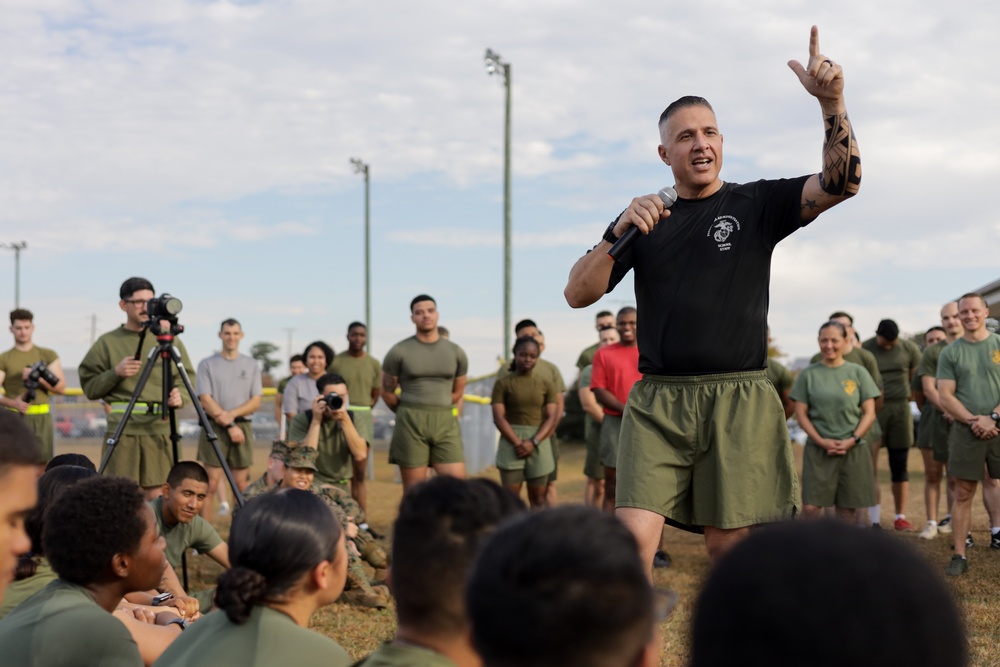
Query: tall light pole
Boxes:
[
  {"xmin": 0, "ymin": 241, "xmax": 27, "ymax": 308},
  {"xmin": 484, "ymin": 48, "xmax": 512, "ymax": 359},
  {"xmin": 350, "ymin": 158, "xmax": 371, "ymax": 352}
]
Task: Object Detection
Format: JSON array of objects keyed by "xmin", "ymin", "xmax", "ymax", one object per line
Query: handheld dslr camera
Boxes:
[
  {"xmin": 322, "ymin": 392, "xmax": 344, "ymax": 411},
  {"xmin": 24, "ymin": 360, "xmax": 59, "ymax": 403}
]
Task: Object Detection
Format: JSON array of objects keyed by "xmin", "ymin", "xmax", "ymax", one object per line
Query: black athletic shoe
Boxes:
[
  {"xmin": 967, "ymin": 532, "xmax": 975, "ymax": 548},
  {"xmin": 991, "ymin": 533, "xmax": 1000, "ymax": 550},
  {"xmin": 871, "ymin": 523, "xmax": 881, "ymax": 530},
  {"xmin": 938, "ymin": 516, "xmax": 953, "ymax": 534},
  {"xmin": 653, "ymin": 550, "xmax": 672, "ymax": 568}
]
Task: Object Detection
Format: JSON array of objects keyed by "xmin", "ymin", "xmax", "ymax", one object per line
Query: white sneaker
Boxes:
[
  {"xmin": 218, "ymin": 501, "xmax": 231, "ymax": 516},
  {"xmin": 918, "ymin": 521, "xmax": 938, "ymax": 540},
  {"xmin": 938, "ymin": 516, "xmax": 953, "ymax": 534}
]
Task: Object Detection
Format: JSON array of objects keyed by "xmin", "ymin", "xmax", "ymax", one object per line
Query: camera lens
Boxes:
[{"xmin": 324, "ymin": 393, "xmax": 344, "ymax": 410}]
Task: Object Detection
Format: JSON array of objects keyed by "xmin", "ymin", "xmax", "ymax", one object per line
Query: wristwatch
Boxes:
[
  {"xmin": 991, "ymin": 412, "xmax": 1000, "ymax": 428},
  {"xmin": 165, "ymin": 618, "xmax": 189, "ymax": 631},
  {"xmin": 529, "ymin": 436, "xmax": 539, "ymax": 446},
  {"xmin": 852, "ymin": 434, "xmax": 861, "ymax": 444},
  {"xmin": 602, "ymin": 220, "xmax": 621, "ymax": 245}
]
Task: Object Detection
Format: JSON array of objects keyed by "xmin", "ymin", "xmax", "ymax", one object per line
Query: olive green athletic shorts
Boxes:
[
  {"xmin": 389, "ymin": 403, "xmax": 464, "ymax": 468},
  {"xmin": 25, "ymin": 413, "xmax": 54, "ymax": 462},
  {"xmin": 875, "ymin": 399, "xmax": 913, "ymax": 450},
  {"xmin": 102, "ymin": 432, "xmax": 173, "ymax": 488},
  {"xmin": 197, "ymin": 422, "xmax": 253, "ymax": 470},
  {"xmin": 600, "ymin": 414, "xmax": 624, "ymax": 468},
  {"xmin": 866, "ymin": 415, "xmax": 883, "ymax": 444},
  {"xmin": 496, "ymin": 424, "xmax": 554, "ymax": 483},
  {"xmin": 947, "ymin": 424, "xmax": 1000, "ymax": 481},
  {"xmin": 801, "ymin": 438, "xmax": 876, "ymax": 509},
  {"xmin": 547, "ymin": 433, "xmax": 560, "ymax": 484},
  {"xmin": 348, "ymin": 409, "xmax": 375, "ymax": 443},
  {"xmin": 617, "ymin": 370, "xmax": 798, "ymax": 532},
  {"xmin": 917, "ymin": 406, "xmax": 951, "ymax": 462},
  {"xmin": 583, "ymin": 416, "xmax": 605, "ymax": 480}
]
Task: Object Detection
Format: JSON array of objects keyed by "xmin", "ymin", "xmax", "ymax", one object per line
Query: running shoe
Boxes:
[
  {"xmin": 967, "ymin": 532, "xmax": 975, "ymax": 548},
  {"xmin": 938, "ymin": 516, "xmax": 953, "ymax": 534},
  {"xmin": 991, "ymin": 533, "xmax": 1000, "ymax": 550},
  {"xmin": 653, "ymin": 550, "xmax": 672, "ymax": 568},
  {"xmin": 893, "ymin": 517, "xmax": 913, "ymax": 531},
  {"xmin": 918, "ymin": 522, "xmax": 938, "ymax": 540},
  {"xmin": 218, "ymin": 501, "xmax": 231, "ymax": 516},
  {"xmin": 945, "ymin": 554, "xmax": 968, "ymax": 577}
]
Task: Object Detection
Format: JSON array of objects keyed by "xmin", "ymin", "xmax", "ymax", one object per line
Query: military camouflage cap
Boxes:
[
  {"xmin": 284, "ymin": 445, "xmax": 318, "ymax": 471},
  {"xmin": 270, "ymin": 441, "xmax": 290, "ymax": 460}
]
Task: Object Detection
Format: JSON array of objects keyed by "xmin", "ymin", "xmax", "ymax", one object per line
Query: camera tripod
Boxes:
[{"xmin": 97, "ymin": 317, "xmax": 245, "ymax": 589}]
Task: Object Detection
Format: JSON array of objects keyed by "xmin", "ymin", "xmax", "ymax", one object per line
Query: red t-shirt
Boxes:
[{"xmin": 589, "ymin": 343, "xmax": 641, "ymax": 416}]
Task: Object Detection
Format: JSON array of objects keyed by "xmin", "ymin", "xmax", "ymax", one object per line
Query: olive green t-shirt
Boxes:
[
  {"xmin": 937, "ymin": 334, "xmax": 1000, "ymax": 416},
  {"xmin": 79, "ymin": 326, "xmax": 194, "ymax": 435},
  {"xmin": 860, "ymin": 337, "xmax": 920, "ymax": 401},
  {"xmin": 917, "ymin": 340, "xmax": 946, "ymax": 382},
  {"xmin": 0, "ymin": 558, "xmax": 56, "ymax": 620},
  {"xmin": 382, "ymin": 336, "xmax": 468, "ymax": 407},
  {"xmin": 576, "ymin": 342, "xmax": 600, "ymax": 370},
  {"xmin": 152, "ymin": 605, "xmax": 351, "ymax": 667},
  {"xmin": 491, "ymin": 370, "xmax": 558, "ymax": 426},
  {"xmin": 765, "ymin": 359, "xmax": 794, "ymax": 394},
  {"xmin": 329, "ymin": 352, "xmax": 382, "ymax": 407},
  {"xmin": 0, "ymin": 345, "xmax": 59, "ymax": 404},
  {"xmin": 497, "ymin": 358, "xmax": 566, "ymax": 393},
  {"xmin": 790, "ymin": 362, "xmax": 881, "ymax": 440},
  {"xmin": 287, "ymin": 413, "xmax": 355, "ymax": 484},
  {"xmin": 150, "ymin": 497, "xmax": 223, "ymax": 571},
  {"xmin": 0, "ymin": 579, "xmax": 142, "ymax": 666},
  {"xmin": 359, "ymin": 642, "xmax": 459, "ymax": 667},
  {"xmin": 810, "ymin": 346, "xmax": 883, "ymax": 390}
]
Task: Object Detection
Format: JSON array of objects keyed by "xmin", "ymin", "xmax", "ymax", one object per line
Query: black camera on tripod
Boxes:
[
  {"xmin": 24, "ymin": 360, "xmax": 59, "ymax": 403},
  {"xmin": 146, "ymin": 294, "xmax": 183, "ymax": 322}
]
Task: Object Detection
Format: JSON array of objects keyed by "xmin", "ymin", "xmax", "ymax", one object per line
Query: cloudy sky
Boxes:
[{"xmin": 3, "ymin": 0, "xmax": 999, "ymax": 383}]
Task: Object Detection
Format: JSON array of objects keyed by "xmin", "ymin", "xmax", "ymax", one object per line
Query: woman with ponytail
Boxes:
[{"xmin": 152, "ymin": 488, "xmax": 351, "ymax": 667}]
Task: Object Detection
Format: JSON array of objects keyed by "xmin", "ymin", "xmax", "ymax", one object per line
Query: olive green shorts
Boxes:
[
  {"xmin": 102, "ymin": 432, "xmax": 173, "ymax": 488},
  {"xmin": 546, "ymin": 433, "xmax": 560, "ymax": 484},
  {"xmin": 496, "ymin": 424, "xmax": 554, "ymax": 482},
  {"xmin": 801, "ymin": 438, "xmax": 876, "ymax": 509},
  {"xmin": 876, "ymin": 399, "xmax": 913, "ymax": 450},
  {"xmin": 583, "ymin": 416, "xmax": 605, "ymax": 480},
  {"xmin": 947, "ymin": 424, "xmax": 1000, "ymax": 481},
  {"xmin": 866, "ymin": 415, "xmax": 883, "ymax": 444},
  {"xmin": 348, "ymin": 409, "xmax": 375, "ymax": 443},
  {"xmin": 599, "ymin": 414, "xmax": 624, "ymax": 468},
  {"xmin": 24, "ymin": 412, "xmax": 54, "ymax": 462},
  {"xmin": 389, "ymin": 403, "xmax": 464, "ymax": 468},
  {"xmin": 917, "ymin": 407, "xmax": 951, "ymax": 462},
  {"xmin": 197, "ymin": 422, "xmax": 254, "ymax": 470},
  {"xmin": 617, "ymin": 370, "xmax": 798, "ymax": 532}
]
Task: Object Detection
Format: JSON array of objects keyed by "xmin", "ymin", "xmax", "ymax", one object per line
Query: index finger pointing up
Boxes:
[{"xmin": 810, "ymin": 25, "xmax": 820, "ymax": 57}]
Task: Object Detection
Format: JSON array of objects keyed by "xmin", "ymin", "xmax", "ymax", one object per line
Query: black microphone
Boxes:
[{"xmin": 607, "ymin": 186, "xmax": 678, "ymax": 261}]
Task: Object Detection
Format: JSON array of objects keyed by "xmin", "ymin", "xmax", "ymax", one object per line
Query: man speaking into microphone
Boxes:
[{"xmin": 564, "ymin": 26, "xmax": 861, "ymax": 569}]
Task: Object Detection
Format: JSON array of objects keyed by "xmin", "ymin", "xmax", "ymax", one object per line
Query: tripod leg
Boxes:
[
  {"xmin": 167, "ymin": 346, "xmax": 246, "ymax": 508},
  {"xmin": 98, "ymin": 346, "xmax": 161, "ymax": 475}
]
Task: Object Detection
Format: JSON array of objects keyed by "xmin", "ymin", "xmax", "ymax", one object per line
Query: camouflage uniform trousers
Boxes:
[{"xmin": 312, "ymin": 482, "xmax": 388, "ymax": 570}]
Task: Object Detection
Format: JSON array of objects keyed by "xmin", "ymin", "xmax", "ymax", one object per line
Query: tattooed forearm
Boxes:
[{"xmin": 818, "ymin": 112, "xmax": 861, "ymax": 197}]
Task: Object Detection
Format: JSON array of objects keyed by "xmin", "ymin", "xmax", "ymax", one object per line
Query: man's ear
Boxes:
[{"xmin": 111, "ymin": 552, "xmax": 131, "ymax": 579}]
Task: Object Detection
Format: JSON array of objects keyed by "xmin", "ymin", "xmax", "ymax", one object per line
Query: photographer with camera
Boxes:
[
  {"xmin": 80, "ymin": 277, "xmax": 194, "ymax": 499},
  {"xmin": 287, "ymin": 373, "xmax": 368, "ymax": 493},
  {"xmin": 0, "ymin": 309, "xmax": 66, "ymax": 462}
]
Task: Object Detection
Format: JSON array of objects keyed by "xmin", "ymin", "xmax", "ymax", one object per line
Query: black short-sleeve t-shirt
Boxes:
[{"xmin": 607, "ymin": 176, "xmax": 810, "ymax": 375}]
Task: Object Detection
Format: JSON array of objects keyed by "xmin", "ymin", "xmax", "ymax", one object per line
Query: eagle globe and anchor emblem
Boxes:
[{"xmin": 713, "ymin": 220, "xmax": 734, "ymax": 243}]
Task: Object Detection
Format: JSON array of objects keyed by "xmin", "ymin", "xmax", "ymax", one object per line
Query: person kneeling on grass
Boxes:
[{"xmin": 151, "ymin": 489, "xmax": 353, "ymax": 667}]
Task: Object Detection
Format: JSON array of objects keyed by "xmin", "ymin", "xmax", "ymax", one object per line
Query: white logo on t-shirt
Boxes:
[{"xmin": 707, "ymin": 215, "xmax": 741, "ymax": 251}]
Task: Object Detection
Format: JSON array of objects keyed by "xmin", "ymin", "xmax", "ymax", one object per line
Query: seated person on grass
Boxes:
[{"xmin": 0, "ymin": 476, "xmax": 184, "ymax": 667}]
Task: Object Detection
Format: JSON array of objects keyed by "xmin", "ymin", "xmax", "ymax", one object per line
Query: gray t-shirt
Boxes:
[
  {"xmin": 282, "ymin": 373, "xmax": 320, "ymax": 416},
  {"xmin": 196, "ymin": 353, "xmax": 262, "ymax": 411}
]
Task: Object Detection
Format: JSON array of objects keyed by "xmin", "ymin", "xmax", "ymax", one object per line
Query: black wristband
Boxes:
[{"xmin": 602, "ymin": 219, "xmax": 621, "ymax": 245}]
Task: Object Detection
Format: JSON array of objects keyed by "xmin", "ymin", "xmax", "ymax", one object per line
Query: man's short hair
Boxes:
[
  {"xmin": 316, "ymin": 372, "xmax": 347, "ymax": 394},
  {"xmin": 437, "ymin": 326, "xmax": 450, "ymax": 338},
  {"xmin": 392, "ymin": 477, "xmax": 525, "ymax": 637},
  {"xmin": 926, "ymin": 326, "xmax": 946, "ymax": 336},
  {"xmin": 289, "ymin": 354, "xmax": 304, "ymax": 364},
  {"xmin": 0, "ymin": 410, "xmax": 42, "ymax": 473},
  {"xmin": 220, "ymin": 318, "xmax": 241, "ymax": 330},
  {"xmin": 119, "ymin": 277, "xmax": 154, "ymax": 300},
  {"xmin": 514, "ymin": 319, "xmax": 538, "ymax": 334},
  {"xmin": 595, "ymin": 310, "xmax": 613, "ymax": 320},
  {"xmin": 616, "ymin": 306, "xmax": 636, "ymax": 319},
  {"xmin": 165, "ymin": 461, "xmax": 209, "ymax": 488},
  {"xmin": 9, "ymin": 309, "xmax": 32, "ymax": 324},
  {"xmin": 829, "ymin": 311, "xmax": 854, "ymax": 324},
  {"xmin": 45, "ymin": 453, "xmax": 96, "ymax": 472},
  {"xmin": 959, "ymin": 292, "xmax": 989, "ymax": 309},
  {"xmin": 43, "ymin": 476, "xmax": 148, "ymax": 586},
  {"xmin": 658, "ymin": 95, "xmax": 714, "ymax": 130},
  {"xmin": 410, "ymin": 294, "xmax": 436, "ymax": 312},
  {"xmin": 690, "ymin": 520, "xmax": 965, "ymax": 667},
  {"xmin": 347, "ymin": 321, "xmax": 366, "ymax": 332},
  {"xmin": 468, "ymin": 506, "xmax": 654, "ymax": 667}
]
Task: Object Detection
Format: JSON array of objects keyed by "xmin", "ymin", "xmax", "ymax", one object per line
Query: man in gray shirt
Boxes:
[{"xmin": 196, "ymin": 318, "xmax": 262, "ymax": 517}]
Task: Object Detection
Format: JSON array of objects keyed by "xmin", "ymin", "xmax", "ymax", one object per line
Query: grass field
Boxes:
[{"xmin": 61, "ymin": 437, "xmax": 1000, "ymax": 666}]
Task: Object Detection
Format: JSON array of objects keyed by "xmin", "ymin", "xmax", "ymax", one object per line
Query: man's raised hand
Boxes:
[{"xmin": 787, "ymin": 26, "xmax": 844, "ymax": 108}]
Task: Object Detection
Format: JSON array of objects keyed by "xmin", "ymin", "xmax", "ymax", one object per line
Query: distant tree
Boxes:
[{"xmin": 250, "ymin": 342, "xmax": 281, "ymax": 377}]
